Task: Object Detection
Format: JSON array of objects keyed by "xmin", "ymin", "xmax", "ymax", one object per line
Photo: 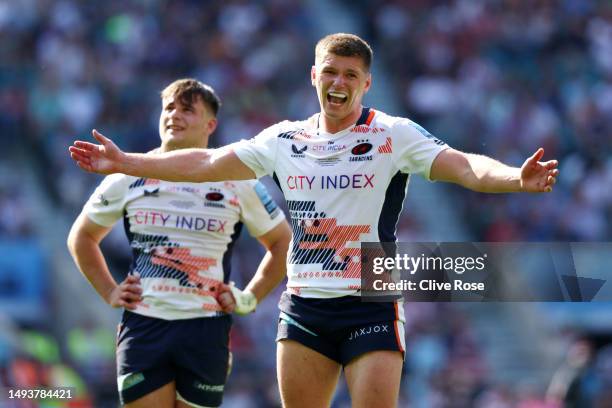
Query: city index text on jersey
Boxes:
[
  {"xmin": 286, "ymin": 174, "xmax": 375, "ymax": 190},
  {"xmin": 133, "ymin": 210, "xmax": 227, "ymax": 232}
]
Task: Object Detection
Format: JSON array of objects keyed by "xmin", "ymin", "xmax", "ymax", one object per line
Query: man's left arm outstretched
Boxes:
[{"xmin": 430, "ymin": 147, "xmax": 559, "ymax": 193}]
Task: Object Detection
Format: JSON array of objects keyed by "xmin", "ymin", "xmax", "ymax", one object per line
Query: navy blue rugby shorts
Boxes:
[
  {"xmin": 116, "ymin": 311, "xmax": 232, "ymax": 407},
  {"xmin": 276, "ymin": 292, "xmax": 405, "ymax": 365}
]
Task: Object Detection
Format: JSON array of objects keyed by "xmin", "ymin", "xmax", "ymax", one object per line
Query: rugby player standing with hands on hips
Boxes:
[
  {"xmin": 70, "ymin": 34, "xmax": 558, "ymax": 407},
  {"xmin": 68, "ymin": 79, "xmax": 290, "ymax": 408}
]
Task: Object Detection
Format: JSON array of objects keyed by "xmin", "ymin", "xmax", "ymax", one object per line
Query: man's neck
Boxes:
[
  {"xmin": 160, "ymin": 143, "xmax": 208, "ymax": 153},
  {"xmin": 318, "ymin": 107, "xmax": 363, "ymax": 134}
]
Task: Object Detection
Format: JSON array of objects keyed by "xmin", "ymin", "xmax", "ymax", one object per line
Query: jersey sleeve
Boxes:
[
  {"xmin": 392, "ymin": 119, "xmax": 450, "ymax": 180},
  {"xmin": 82, "ymin": 174, "xmax": 131, "ymax": 227},
  {"xmin": 232, "ymin": 123, "xmax": 281, "ymax": 178},
  {"xmin": 236, "ymin": 180, "xmax": 286, "ymax": 237}
]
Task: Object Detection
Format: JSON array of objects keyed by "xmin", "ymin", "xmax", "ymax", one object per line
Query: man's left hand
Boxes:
[
  {"xmin": 520, "ymin": 148, "xmax": 559, "ymax": 193},
  {"xmin": 216, "ymin": 282, "xmax": 257, "ymax": 315}
]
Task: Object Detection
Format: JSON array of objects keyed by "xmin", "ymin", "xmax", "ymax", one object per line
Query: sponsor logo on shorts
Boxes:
[
  {"xmin": 194, "ymin": 381, "xmax": 224, "ymax": 393},
  {"xmin": 348, "ymin": 324, "xmax": 389, "ymax": 341}
]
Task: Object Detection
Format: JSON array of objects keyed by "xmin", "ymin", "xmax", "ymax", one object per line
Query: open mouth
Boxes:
[{"xmin": 326, "ymin": 91, "xmax": 348, "ymax": 106}]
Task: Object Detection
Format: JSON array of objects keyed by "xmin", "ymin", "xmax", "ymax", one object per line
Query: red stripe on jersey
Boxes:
[
  {"xmin": 298, "ymin": 218, "xmax": 370, "ymax": 279},
  {"xmin": 365, "ymin": 109, "xmax": 375, "ymax": 126},
  {"xmin": 151, "ymin": 248, "xmax": 221, "ymax": 289},
  {"xmin": 378, "ymin": 137, "xmax": 392, "ymax": 154}
]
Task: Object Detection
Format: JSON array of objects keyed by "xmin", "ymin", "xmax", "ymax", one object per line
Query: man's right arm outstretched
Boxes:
[{"xmin": 69, "ymin": 129, "xmax": 256, "ymax": 182}]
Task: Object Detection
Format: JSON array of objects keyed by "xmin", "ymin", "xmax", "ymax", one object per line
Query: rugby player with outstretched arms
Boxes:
[
  {"xmin": 68, "ymin": 79, "xmax": 291, "ymax": 408},
  {"xmin": 70, "ymin": 34, "xmax": 558, "ymax": 408}
]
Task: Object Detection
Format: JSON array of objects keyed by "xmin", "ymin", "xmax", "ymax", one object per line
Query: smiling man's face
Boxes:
[
  {"xmin": 311, "ymin": 51, "xmax": 371, "ymax": 132},
  {"xmin": 159, "ymin": 94, "xmax": 216, "ymax": 152}
]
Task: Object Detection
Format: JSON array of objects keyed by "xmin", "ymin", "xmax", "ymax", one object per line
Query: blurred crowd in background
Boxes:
[
  {"xmin": 359, "ymin": 0, "xmax": 612, "ymax": 242},
  {"xmin": 0, "ymin": 0, "xmax": 610, "ymax": 407}
]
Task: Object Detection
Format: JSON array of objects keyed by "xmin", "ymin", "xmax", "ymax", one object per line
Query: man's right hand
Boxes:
[
  {"xmin": 107, "ymin": 274, "xmax": 143, "ymax": 310},
  {"xmin": 69, "ymin": 129, "xmax": 125, "ymax": 174}
]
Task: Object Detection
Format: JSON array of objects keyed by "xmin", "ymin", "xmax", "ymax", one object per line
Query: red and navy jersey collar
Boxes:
[{"xmin": 355, "ymin": 106, "xmax": 374, "ymax": 126}]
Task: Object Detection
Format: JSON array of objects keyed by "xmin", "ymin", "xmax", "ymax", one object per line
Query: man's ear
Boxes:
[
  {"xmin": 311, "ymin": 65, "xmax": 317, "ymax": 87},
  {"xmin": 207, "ymin": 117, "xmax": 218, "ymax": 135},
  {"xmin": 364, "ymin": 72, "xmax": 372, "ymax": 93}
]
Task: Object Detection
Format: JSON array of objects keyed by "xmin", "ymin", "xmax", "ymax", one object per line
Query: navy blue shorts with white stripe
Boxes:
[
  {"xmin": 116, "ymin": 311, "xmax": 232, "ymax": 407},
  {"xmin": 276, "ymin": 292, "xmax": 405, "ymax": 365}
]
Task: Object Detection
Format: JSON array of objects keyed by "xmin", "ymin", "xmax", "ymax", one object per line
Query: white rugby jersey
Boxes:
[
  {"xmin": 234, "ymin": 107, "xmax": 449, "ymax": 298},
  {"xmin": 84, "ymin": 176, "xmax": 285, "ymax": 320}
]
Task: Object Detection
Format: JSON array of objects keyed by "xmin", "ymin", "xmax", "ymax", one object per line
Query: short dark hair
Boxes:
[
  {"xmin": 315, "ymin": 33, "xmax": 373, "ymax": 71},
  {"xmin": 161, "ymin": 79, "xmax": 221, "ymax": 116}
]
